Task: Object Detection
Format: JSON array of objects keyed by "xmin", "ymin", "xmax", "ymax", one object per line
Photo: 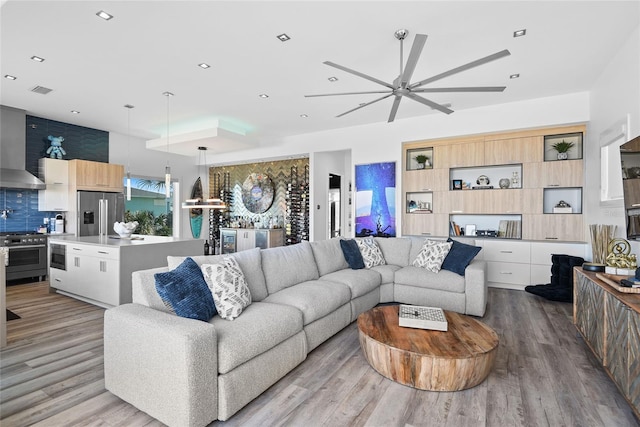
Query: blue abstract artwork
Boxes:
[{"xmin": 355, "ymin": 162, "xmax": 396, "ymax": 237}]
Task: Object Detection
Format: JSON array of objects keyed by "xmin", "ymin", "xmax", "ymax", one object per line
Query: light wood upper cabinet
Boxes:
[
  {"xmin": 523, "ymin": 160, "xmax": 583, "ymax": 188},
  {"xmin": 484, "ymin": 136, "xmax": 543, "ymax": 165},
  {"xmin": 69, "ymin": 159, "xmax": 124, "ymax": 192},
  {"xmin": 403, "ymin": 169, "xmax": 449, "ymax": 192},
  {"xmin": 435, "ymin": 140, "xmax": 485, "ymax": 169},
  {"xmin": 402, "ymin": 213, "xmax": 448, "ymax": 237}
]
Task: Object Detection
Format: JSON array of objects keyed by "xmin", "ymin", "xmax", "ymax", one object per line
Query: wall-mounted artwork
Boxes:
[{"xmin": 355, "ymin": 162, "xmax": 396, "ymax": 237}]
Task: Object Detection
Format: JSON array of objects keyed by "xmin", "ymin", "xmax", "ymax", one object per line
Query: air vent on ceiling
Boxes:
[{"xmin": 30, "ymin": 85, "xmax": 53, "ymax": 95}]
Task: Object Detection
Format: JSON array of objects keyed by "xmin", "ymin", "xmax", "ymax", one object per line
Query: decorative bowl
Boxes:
[{"xmin": 114, "ymin": 221, "xmax": 138, "ymax": 238}]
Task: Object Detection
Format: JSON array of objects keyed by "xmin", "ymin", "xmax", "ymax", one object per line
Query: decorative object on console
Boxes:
[
  {"xmin": 498, "ymin": 178, "xmax": 510, "ymax": 189},
  {"xmin": 605, "ymin": 237, "xmax": 637, "ymax": 275},
  {"xmin": 113, "ymin": 221, "xmax": 138, "ymax": 238},
  {"xmin": 452, "ymin": 179, "xmax": 463, "ymax": 190},
  {"xmin": 476, "ymin": 175, "xmax": 490, "ymax": 186},
  {"xmin": 589, "ymin": 224, "xmax": 616, "ymax": 264},
  {"xmin": 510, "ymin": 171, "xmax": 520, "ymax": 188},
  {"xmin": 398, "ymin": 305, "xmax": 448, "ymax": 331}
]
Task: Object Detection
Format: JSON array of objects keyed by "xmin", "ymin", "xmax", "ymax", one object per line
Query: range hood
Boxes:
[{"xmin": 0, "ymin": 105, "xmax": 46, "ymax": 190}]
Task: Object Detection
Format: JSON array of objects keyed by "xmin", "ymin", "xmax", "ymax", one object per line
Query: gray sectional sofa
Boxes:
[{"xmin": 104, "ymin": 236, "xmax": 486, "ymax": 427}]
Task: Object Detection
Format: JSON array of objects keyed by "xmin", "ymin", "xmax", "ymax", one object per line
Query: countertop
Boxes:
[{"xmin": 48, "ymin": 234, "xmax": 201, "ymax": 247}]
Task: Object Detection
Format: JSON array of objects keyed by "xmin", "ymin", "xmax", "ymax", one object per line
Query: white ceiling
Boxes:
[{"xmin": 1, "ymin": 1, "xmax": 639, "ymax": 157}]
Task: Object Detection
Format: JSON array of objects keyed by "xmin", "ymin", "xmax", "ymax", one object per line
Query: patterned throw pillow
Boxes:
[
  {"xmin": 356, "ymin": 236, "xmax": 386, "ymax": 268},
  {"xmin": 201, "ymin": 257, "xmax": 252, "ymax": 320},
  {"xmin": 412, "ymin": 239, "xmax": 453, "ymax": 273},
  {"xmin": 154, "ymin": 257, "xmax": 217, "ymax": 322}
]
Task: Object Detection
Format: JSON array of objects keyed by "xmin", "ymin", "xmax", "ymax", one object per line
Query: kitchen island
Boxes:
[{"xmin": 48, "ymin": 235, "xmax": 202, "ymax": 308}]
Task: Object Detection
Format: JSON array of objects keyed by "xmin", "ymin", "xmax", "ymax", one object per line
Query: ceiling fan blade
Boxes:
[
  {"xmin": 409, "ymin": 49, "xmax": 511, "ymax": 89},
  {"xmin": 336, "ymin": 93, "xmax": 394, "ymax": 118},
  {"xmin": 324, "ymin": 61, "xmax": 394, "ymax": 89},
  {"xmin": 400, "ymin": 34, "xmax": 427, "ymax": 88},
  {"xmin": 388, "ymin": 95, "xmax": 402, "ymax": 123},
  {"xmin": 305, "ymin": 90, "xmax": 392, "ymax": 98},
  {"xmin": 412, "ymin": 86, "xmax": 507, "ymax": 93},
  {"xmin": 405, "ymin": 93, "xmax": 454, "ymax": 114}
]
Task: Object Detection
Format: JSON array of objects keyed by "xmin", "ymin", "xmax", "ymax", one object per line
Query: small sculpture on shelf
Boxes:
[
  {"xmin": 498, "ymin": 178, "xmax": 510, "ymax": 189},
  {"xmin": 553, "ymin": 200, "xmax": 572, "ymax": 214},
  {"xmin": 605, "ymin": 238, "xmax": 637, "ymax": 274}
]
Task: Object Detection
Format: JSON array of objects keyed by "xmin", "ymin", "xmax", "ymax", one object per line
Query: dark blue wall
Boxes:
[{"xmin": 1, "ymin": 116, "xmax": 109, "ymax": 233}]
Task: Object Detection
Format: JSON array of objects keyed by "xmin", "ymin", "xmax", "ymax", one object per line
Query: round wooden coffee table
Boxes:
[{"xmin": 357, "ymin": 305, "xmax": 499, "ymax": 391}]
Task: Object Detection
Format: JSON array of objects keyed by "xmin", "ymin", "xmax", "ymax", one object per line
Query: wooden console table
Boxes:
[{"xmin": 574, "ymin": 268, "xmax": 640, "ymax": 418}]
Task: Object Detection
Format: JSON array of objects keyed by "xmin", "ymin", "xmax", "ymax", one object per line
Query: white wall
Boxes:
[
  {"xmin": 211, "ymin": 92, "xmax": 590, "ymax": 238},
  {"xmin": 311, "ymin": 149, "xmax": 350, "ymax": 240},
  {"xmin": 108, "ymin": 132, "xmax": 200, "ymax": 239},
  {"xmin": 587, "ymin": 26, "xmax": 640, "ymax": 254}
]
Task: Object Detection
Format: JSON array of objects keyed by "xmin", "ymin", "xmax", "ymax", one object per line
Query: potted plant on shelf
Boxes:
[
  {"xmin": 551, "ymin": 140, "xmax": 575, "ymax": 160},
  {"xmin": 413, "ymin": 154, "xmax": 431, "ymax": 169}
]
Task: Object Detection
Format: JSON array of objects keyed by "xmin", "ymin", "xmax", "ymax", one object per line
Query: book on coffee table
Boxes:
[{"xmin": 398, "ymin": 305, "xmax": 448, "ymax": 331}]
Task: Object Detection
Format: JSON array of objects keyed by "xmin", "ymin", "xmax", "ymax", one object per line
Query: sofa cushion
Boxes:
[
  {"xmin": 374, "ymin": 237, "xmax": 411, "ymax": 267},
  {"xmin": 395, "ymin": 265, "xmax": 466, "ymax": 293},
  {"xmin": 371, "ymin": 264, "xmax": 401, "ymax": 284},
  {"xmin": 212, "ymin": 301, "xmax": 303, "ymax": 374},
  {"xmin": 320, "ymin": 268, "xmax": 381, "ymax": 298},
  {"xmin": 339, "ymin": 239, "xmax": 365, "ymax": 270},
  {"xmin": 356, "ymin": 236, "xmax": 386, "ymax": 268},
  {"xmin": 441, "ymin": 238, "xmax": 482, "ymax": 276},
  {"xmin": 261, "ymin": 241, "xmax": 320, "ymax": 294},
  {"xmin": 263, "ymin": 280, "xmax": 351, "ymax": 325},
  {"xmin": 167, "ymin": 247, "xmax": 268, "ymax": 301},
  {"xmin": 154, "ymin": 257, "xmax": 217, "ymax": 321},
  {"xmin": 412, "ymin": 239, "xmax": 452, "ymax": 272},
  {"xmin": 201, "ymin": 257, "xmax": 252, "ymax": 321},
  {"xmin": 310, "ymin": 238, "xmax": 349, "ymax": 276}
]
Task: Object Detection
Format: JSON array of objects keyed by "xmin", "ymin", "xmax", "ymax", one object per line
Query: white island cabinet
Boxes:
[{"xmin": 48, "ymin": 235, "xmax": 202, "ymax": 308}]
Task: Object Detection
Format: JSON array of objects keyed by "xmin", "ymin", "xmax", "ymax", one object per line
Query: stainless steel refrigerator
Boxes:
[{"xmin": 77, "ymin": 191, "xmax": 125, "ymax": 236}]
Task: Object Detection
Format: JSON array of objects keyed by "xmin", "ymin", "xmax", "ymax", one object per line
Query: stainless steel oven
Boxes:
[{"xmin": 0, "ymin": 232, "xmax": 48, "ymax": 281}]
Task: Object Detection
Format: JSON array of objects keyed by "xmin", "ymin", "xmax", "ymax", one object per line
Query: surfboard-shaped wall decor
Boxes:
[{"xmin": 190, "ymin": 177, "xmax": 203, "ymax": 238}]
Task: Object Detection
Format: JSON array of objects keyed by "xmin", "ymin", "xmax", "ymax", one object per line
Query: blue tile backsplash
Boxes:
[{"xmin": 1, "ymin": 115, "xmax": 109, "ymax": 232}]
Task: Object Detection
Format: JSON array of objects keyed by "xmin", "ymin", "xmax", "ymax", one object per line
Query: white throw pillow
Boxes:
[
  {"xmin": 412, "ymin": 239, "xmax": 453, "ymax": 273},
  {"xmin": 201, "ymin": 257, "xmax": 251, "ymax": 320},
  {"xmin": 356, "ymin": 236, "xmax": 386, "ymax": 268}
]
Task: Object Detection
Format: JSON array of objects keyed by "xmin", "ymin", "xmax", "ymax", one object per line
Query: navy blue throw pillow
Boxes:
[
  {"xmin": 340, "ymin": 239, "xmax": 365, "ymax": 270},
  {"xmin": 441, "ymin": 238, "xmax": 482, "ymax": 276},
  {"xmin": 154, "ymin": 257, "xmax": 217, "ymax": 321}
]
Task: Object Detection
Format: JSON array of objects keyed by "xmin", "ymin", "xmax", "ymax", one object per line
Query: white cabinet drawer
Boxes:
[
  {"xmin": 487, "ymin": 261, "xmax": 531, "ymax": 285},
  {"xmin": 67, "ymin": 244, "xmax": 119, "ymax": 260},
  {"xmin": 481, "ymin": 240, "xmax": 530, "ymax": 263},
  {"xmin": 530, "ymin": 242, "xmax": 586, "ymax": 265}
]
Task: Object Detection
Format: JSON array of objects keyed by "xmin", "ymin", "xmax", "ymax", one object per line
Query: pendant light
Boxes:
[
  {"xmin": 163, "ymin": 91, "xmax": 174, "ymax": 198},
  {"xmin": 181, "ymin": 146, "xmax": 227, "ymax": 210},
  {"xmin": 124, "ymin": 104, "xmax": 134, "ymax": 201}
]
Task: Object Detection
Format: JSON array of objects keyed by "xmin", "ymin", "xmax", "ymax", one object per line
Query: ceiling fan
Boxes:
[{"xmin": 305, "ymin": 29, "xmax": 511, "ymax": 123}]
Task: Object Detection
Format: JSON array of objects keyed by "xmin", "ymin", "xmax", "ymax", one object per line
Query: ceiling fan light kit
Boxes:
[{"xmin": 306, "ymin": 29, "xmax": 511, "ymax": 123}]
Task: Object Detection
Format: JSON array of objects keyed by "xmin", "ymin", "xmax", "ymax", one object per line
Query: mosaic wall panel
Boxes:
[{"xmin": 208, "ymin": 158, "xmax": 309, "ymax": 245}]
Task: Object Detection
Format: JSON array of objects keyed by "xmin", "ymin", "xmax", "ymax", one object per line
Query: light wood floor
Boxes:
[{"xmin": 1, "ymin": 281, "xmax": 638, "ymax": 427}]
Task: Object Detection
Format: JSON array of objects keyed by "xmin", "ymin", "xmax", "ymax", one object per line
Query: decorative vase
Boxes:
[
  {"xmin": 417, "ymin": 163, "xmax": 425, "ymax": 170},
  {"xmin": 499, "ymin": 178, "xmax": 510, "ymax": 189},
  {"xmin": 557, "ymin": 152, "xmax": 568, "ymax": 160}
]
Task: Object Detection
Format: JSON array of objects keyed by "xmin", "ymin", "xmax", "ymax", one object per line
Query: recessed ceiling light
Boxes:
[
  {"xmin": 96, "ymin": 10, "xmax": 113, "ymax": 20},
  {"xmin": 31, "ymin": 56, "xmax": 45, "ymax": 62},
  {"xmin": 513, "ymin": 29, "xmax": 526, "ymax": 38},
  {"xmin": 328, "ymin": 77, "xmax": 338, "ymax": 82},
  {"xmin": 71, "ymin": 110, "xmax": 80, "ymax": 114},
  {"xmin": 276, "ymin": 33, "xmax": 290, "ymax": 42},
  {"xmin": 300, "ymin": 114, "xmax": 308, "ymax": 118},
  {"xmin": 510, "ymin": 73, "xmax": 520, "ymax": 79},
  {"xmin": 4, "ymin": 75, "xmax": 17, "ymax": 80},
  {"xmin": 198, "ymin": 63, "xmax": 211, "ymax": 69},
  {"xmin": 259, "ymin": 94, "xmax": 269, "ymax": 98}
]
